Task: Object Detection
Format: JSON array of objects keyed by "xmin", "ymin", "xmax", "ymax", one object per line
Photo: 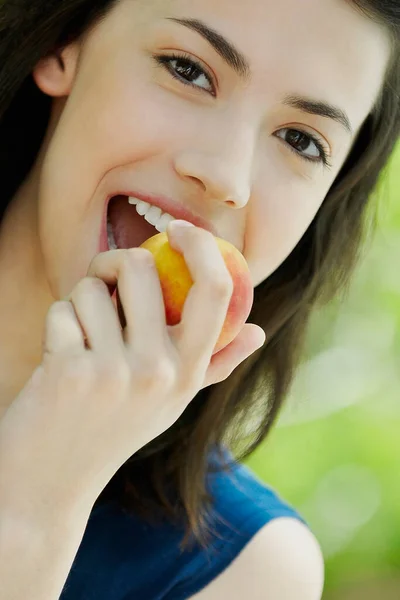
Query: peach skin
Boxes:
[{"xmin": 140, "ymin": 231, "xmax": 254, "ymax": 355}]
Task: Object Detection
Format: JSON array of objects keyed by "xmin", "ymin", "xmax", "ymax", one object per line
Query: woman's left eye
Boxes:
[
  {"xmin": 275, "ymin": 128, "xmax": 332, "ymax": 168},
  {"xmin": 153, "ymin": 52, "xmax": 216, "ymax": 96}
]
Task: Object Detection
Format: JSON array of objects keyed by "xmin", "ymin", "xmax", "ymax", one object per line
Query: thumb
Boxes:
[{"xmin": 202, "ymin": 324, "xmax": 266, "ymax": 388}]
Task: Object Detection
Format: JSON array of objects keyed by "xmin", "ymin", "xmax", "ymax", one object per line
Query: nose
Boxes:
[{"xmin": 173, "ymin": 132, "xmax": 254, "ymax": 209}]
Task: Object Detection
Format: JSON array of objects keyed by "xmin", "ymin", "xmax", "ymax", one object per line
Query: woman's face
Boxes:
[{"xmin": 31, "ymin": 0, "xmax": 390, "ymax": 295}]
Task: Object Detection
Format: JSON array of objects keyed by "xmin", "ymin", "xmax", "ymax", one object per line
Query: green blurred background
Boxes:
[{"xmin": 245, "ymin": 141, "xmax": 400, "ymax": 599}]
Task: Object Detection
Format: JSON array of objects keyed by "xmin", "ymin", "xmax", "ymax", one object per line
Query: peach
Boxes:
[{"xmin": 140, "ymin": 231, "xmax": 254, "ymax": 355}]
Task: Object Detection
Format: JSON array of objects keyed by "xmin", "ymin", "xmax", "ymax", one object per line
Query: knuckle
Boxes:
[
  {"xmin": 189, "ymin": 225, "xmax": 204, "ymax": 238},
  {"xmin": 194, "ymin": 227, "xmax": 214, "ymax": 246},
  {"xmin": 120, "ymin": 249, "xmax": 135, "ymax": 267},
  {"xmin": 75, "ymin": 276, "xmax": 107, "ymax": 295},
  {"xmin": 134, "ymin": 247, "xmax": 154, "ymax": 262},
  {"xmin": 138, "ymin": 357, "xmax": 175, "ymax": 389},
  {"xmin": 60, "ymin": 355, "xmax": 94, "ymax": 392},
  {"xmin": 198, "ymin": 228, "xmax": 218, "ymax": 246},
  {"xmin": 95, "ymin": 359, "xmax": 130, "ymax": 388},
  {"xmin": 207, "ymin": 270, "xmax": 233, "ymax": 299},
  {"xmin": 177, "ymin": 369, "xmax": 202, "ymax": 396},
  {"xmin": 119, "ymin": 249, "xmax": 138, "ymax": 273},
  {"xmin": 47, "ymin": 300, "xmax": 70, "ymax": 319},
  {"xmin": 86, "ymin": 253, "xmax": 99, "ymax": 274},
  {"xmin": 154, "ymin": 359, "xmax": 175, "ymax": 383},
  {"xmin": 124, "ymin": 247, "xmax": 153, "ymax": 265}
]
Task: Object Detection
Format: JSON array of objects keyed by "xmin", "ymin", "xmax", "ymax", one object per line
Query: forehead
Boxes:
[{"xmin": 146, "ymin": 0, "xmax": 390, "ymax": 132}]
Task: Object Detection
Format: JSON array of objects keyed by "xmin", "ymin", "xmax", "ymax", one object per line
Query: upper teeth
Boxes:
[{"xmin": 128, "ymin": 197, "xmax": 176, "ymax": 233}]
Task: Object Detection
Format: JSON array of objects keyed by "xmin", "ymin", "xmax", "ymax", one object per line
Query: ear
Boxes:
[{"xmin": 32, "ymin": 43, "xmax": 80, "ymax": 98}]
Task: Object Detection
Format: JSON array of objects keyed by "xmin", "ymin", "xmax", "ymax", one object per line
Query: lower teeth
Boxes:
[{"xmin": 107, "ymin": 218, "xmax": 118, "ymax": 250}]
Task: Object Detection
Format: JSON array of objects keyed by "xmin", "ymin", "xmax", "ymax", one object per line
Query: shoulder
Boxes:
[{"xmin": 189, "ymin": 517, "xmax": 325, "ymax": 600}]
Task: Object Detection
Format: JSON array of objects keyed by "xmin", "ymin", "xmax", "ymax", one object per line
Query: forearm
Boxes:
[{"xmin": 0, "ymin": 495, "xmax": 93, "ymax": 600}]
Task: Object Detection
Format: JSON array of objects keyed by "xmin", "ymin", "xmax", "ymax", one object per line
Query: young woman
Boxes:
[{"xmin": 0, "ymin": 0, "xmax": 398, "ymax": 598}]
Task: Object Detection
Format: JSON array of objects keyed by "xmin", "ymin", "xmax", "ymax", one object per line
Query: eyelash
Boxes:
[
  {"xmin": 279, "ymin": 130, "xmax": 332, "ymax": 169},
  {"xmin": 152, "ymin": 52, "xmax": 332, "ymax": 169},
  {"xmin": 153, "ymin": 51, "xmax": 216, "ymax": 94}
]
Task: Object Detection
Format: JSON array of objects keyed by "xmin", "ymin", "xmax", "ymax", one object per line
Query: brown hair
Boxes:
[{"xmin": 1, "ymin": 0, "xmax": 399, "ymax": 550}]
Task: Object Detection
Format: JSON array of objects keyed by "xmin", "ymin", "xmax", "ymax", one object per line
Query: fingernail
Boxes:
[{"xmin": 169, "ymin": 220, "xmax": 195, "ymax": 233}]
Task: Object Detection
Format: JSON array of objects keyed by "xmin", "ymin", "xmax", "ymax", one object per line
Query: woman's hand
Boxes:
[{"xmin": 0, "ymin": 222, "xmax": 265, "ymax": 514}]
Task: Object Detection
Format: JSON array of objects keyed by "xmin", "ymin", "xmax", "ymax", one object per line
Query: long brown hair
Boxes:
[{"xmin": 1, "ymin": 0, "xmax": 399, "ymax": 549}]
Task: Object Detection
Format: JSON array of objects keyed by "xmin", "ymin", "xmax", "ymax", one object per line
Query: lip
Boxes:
[
  {"xmin": 99, "ymin": 196, "xmax": 112, "ymax": 253},
  {"xmin": 103, "ymin": 191, "xmax": 218, "ymax": 238}
]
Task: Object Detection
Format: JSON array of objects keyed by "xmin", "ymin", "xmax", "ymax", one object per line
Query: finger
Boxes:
[
  {"xmin": 43, "ymin": 301, "xmax": 86, "ymax": 356},
  {"xmin": 202, "ymin": 324, "xmax": 265, "ymax": 388},
  {"xmin": 167, "ymin": 221, "xmax": 233, "ymax": 368},
  {"xmin": 68, "ymin": 276, "xmax": 125, "ymax": 354},
  {"xmin": 86, "ymin": 249, "xmax": 167, "ymax": 355}
]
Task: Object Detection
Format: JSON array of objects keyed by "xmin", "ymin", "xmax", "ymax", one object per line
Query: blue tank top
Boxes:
[{"xmin": 60, "ymin": 448, "xmax": 308, "ymax": 599}]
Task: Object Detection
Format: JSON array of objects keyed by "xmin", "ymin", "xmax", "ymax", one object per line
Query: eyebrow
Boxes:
[
  {"xmin": 167, "ymin": 17, "xmax": 251, "ymax": 80},
  {"xmin": 166, "ymin": 16, "xmax": 353, "ymax": 136},
  {"xmin": 282, "ymin": 95, "xmax": 353, "ymax": 135}
]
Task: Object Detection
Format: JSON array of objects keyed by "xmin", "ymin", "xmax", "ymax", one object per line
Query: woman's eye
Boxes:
[
  {"xmin": 275, "ymin": 128, "xmax": 331, "ymax": 168},
  {"xmin": 152, "ymin": 55, "xmax": 332, "ymax": 169},
  {"xmin": 153, "ymin": 52, "xmax": 216, "ymax": 96}
]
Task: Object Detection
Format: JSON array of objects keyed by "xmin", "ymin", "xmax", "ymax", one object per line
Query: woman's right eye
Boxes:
[{"xmin": 152, "ymin": 52, "xmax": 216, "ymax": 97}]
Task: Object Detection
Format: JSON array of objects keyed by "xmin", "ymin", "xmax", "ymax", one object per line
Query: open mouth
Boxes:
[{"xmin": 106, "ymin": 194, "xmax": 161, "ymax": 249}]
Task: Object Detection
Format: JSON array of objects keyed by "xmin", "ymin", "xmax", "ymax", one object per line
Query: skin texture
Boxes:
[{"xmin": 0, "ymin": 0, "xmax": 390, "ymax": 416}]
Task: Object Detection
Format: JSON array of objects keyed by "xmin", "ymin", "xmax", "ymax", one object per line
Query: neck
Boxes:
[{"xmin": 0, "ymin": 173, "xmax": 54, "ymax": 416}]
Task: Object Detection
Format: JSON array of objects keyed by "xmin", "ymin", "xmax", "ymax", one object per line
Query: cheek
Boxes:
[
  {"xmin": 57, "ymin": 61, "xmax": 181, "ymax": 179},
  {"xmin": 96, "ymin": 86, "xmax": 171, "ymax": 158},
  {"xmin": 40, "ymin": 77, "xmax": 176, "ymax": 225},
  {"xmin": 37, "ymin": 73, "xmax": 187, "ymax": 298},
  {"xmin": 74, "ymin": 85, "xmax": 167, "ymax": 166},
  {"xmin": 245, "ymin": 189, "xmax": 325, "ymax": 286}
]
